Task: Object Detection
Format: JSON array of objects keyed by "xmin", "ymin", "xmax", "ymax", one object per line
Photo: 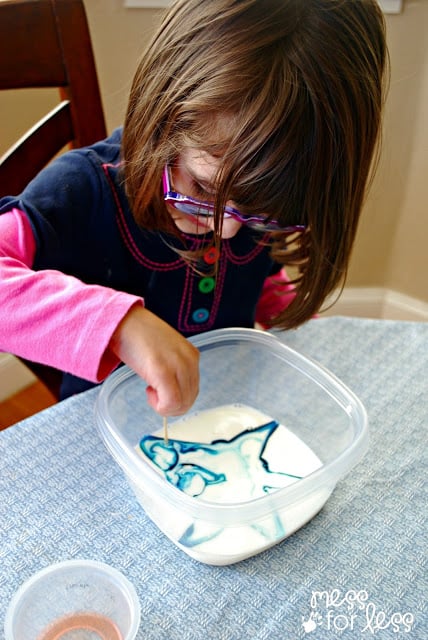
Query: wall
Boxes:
[
  {"xmin": 80, "ymin": 0, "xmax": 163, "ymax": 132},
  {"xmin": 1, "ymin": 0, "xmax": 426, "ymax": 303},
  {"xmin": 346, "ymin": 0, "xmax": 428, "ymax": 302},
  {"xmin": 383, "ymin": 1, "xmax": 428, "ymax": 299}
]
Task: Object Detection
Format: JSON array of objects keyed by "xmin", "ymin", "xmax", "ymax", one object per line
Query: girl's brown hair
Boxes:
[{"xmin": 122, "ymin": 0, "xmax": 387, "ymax": 329}]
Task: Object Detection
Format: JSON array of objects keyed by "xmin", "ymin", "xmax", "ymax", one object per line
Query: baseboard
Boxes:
[
  {"xmin": 323, "ymin": 287, "xmax": 428, "ymax": 322},
  {"xmin": 0, "ymin": 354, "xmax": 36, "ymax": 402}
]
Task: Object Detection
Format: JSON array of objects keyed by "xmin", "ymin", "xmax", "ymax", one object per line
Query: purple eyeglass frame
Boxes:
[{"xmin": 162, "ymin": 164, "xmax": 305, "ymax": 233}]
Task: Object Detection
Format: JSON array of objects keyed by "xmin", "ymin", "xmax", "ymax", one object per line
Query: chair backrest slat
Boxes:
[
  {"xmin": 0, "ymin": 0, "xmax": 107, "ymax": 197},
  {"xmin": 0, "ymin": 0, "xmax": 66, "ymax": 88},
  {"xmin": 0, "ymin": 102, "xmax": 73, "ymax": 195}
]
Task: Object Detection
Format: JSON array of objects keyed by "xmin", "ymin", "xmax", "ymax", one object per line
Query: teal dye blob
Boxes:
[{"xmin": 139, "ymin": 420, "xmax": 302, "ymax": 499}]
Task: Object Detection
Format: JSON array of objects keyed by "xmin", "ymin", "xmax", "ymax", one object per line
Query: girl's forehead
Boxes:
[
  {"xmin": 180, "ymin": 147, "xmax": 222, "ymax": 182},
  {"xmin": 183, "ymin": 112, "xmax": 237, "ymax": 156}
]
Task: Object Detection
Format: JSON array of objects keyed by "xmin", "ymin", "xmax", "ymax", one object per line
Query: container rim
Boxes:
[{"xmin": 95, "ymin": 328, "xmax": 368, "ymax": 525}]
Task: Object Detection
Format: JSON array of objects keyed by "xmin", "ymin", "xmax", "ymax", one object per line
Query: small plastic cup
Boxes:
[{"xmin": 4, "ymin": 559, "xmax": 141, "ymax": 640}]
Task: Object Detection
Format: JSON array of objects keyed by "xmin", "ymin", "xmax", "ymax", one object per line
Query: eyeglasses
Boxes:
[{"xmin": 162, "ymin": 164, "xmax": 305, "ymax": 233}]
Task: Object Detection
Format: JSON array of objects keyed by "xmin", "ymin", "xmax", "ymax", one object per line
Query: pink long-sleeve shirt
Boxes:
[{"xmin": 0, "ymin": 208, "xmax": 142, "ymax": 382}]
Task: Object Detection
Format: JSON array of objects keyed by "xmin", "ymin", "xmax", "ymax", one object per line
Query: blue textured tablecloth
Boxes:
[{"xmin": 0, "ymin": 317, "xmax": 426, "ymax": 639}]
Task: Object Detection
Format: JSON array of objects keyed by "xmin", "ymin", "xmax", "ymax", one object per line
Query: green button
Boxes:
[{"xmin": 198, "ymin": 277, "xmax": 216, "ymax": 294}]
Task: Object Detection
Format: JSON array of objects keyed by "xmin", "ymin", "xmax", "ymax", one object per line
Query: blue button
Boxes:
[
  {"xmin": 192, "ymin": 308, "xmax": 209, "ymax": 323},
  {"xmin": 198, "ymin": 277, "xmax": 215, "ymax": 294}
]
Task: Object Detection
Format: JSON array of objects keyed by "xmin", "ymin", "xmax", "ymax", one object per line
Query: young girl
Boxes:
[{"xmin": 0, "ymin": 0, "xmax": 387, "ymax": 416}]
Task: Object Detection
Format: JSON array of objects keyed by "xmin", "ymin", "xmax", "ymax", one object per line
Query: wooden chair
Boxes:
[{"xmin": 0, "ymin": 0, "xmax": 107, "ymax": 399}]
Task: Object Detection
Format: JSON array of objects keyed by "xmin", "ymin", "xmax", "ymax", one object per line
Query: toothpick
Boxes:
[{"xmin": 163, "ymin": 416, "xmax": 169, "ymax": 445}]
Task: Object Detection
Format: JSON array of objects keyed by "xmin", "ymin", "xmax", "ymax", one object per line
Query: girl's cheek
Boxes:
[{"xmin": 220, "ymin": 218, "xmax": 242, "ymax": 239}]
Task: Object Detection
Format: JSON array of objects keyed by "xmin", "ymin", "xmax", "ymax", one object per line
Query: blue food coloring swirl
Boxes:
[{"xmin": 139, "ymin": 420, "xmax": 303, "ymax": 548}]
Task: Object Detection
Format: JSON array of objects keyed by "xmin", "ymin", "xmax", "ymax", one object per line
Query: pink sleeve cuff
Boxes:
[{"xmin": 255, "ymin": 267, "xmax": 296, "ymax": 328}]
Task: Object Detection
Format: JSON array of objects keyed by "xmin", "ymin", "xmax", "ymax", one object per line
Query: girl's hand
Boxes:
[{"xmin": 108, "ymin": 305, "xmax": 199, "ymax": 416}]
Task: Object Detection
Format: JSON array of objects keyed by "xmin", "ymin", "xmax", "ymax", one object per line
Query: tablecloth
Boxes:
[{"xmin": 0, "ymin": 317, "xmax": 426, "ymax": 639}]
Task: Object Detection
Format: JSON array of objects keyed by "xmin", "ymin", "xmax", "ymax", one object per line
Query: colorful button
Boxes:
[
  {"xmin": 203, "ymin": 246, "xmax": 220, "ymax": 265},
  {"xmin": 192, "ymin": 308, "xmax": 209, "ymax": 323},
  {"xmin": 198, "ymin": 277, "xmax": 215, "ymax": 294}
]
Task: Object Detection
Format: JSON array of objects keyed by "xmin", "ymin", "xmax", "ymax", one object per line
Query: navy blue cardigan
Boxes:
[{"xmin": 0, "ymin": 128, "xmax": 279, "ymax": 396}]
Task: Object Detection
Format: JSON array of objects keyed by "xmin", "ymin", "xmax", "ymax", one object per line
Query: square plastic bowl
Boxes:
[{"xmin": 96, "ymin": 328, "xmax": 368, "ymax": 565}]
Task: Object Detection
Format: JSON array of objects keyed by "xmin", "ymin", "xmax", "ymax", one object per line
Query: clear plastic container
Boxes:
[
  {"xmin": 96, "ymin": 328, "xmax": 368, "ymax": 565},
  {"xmin": 4, "ymin": 560, "xmax": 140, "ymax": 640}
]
